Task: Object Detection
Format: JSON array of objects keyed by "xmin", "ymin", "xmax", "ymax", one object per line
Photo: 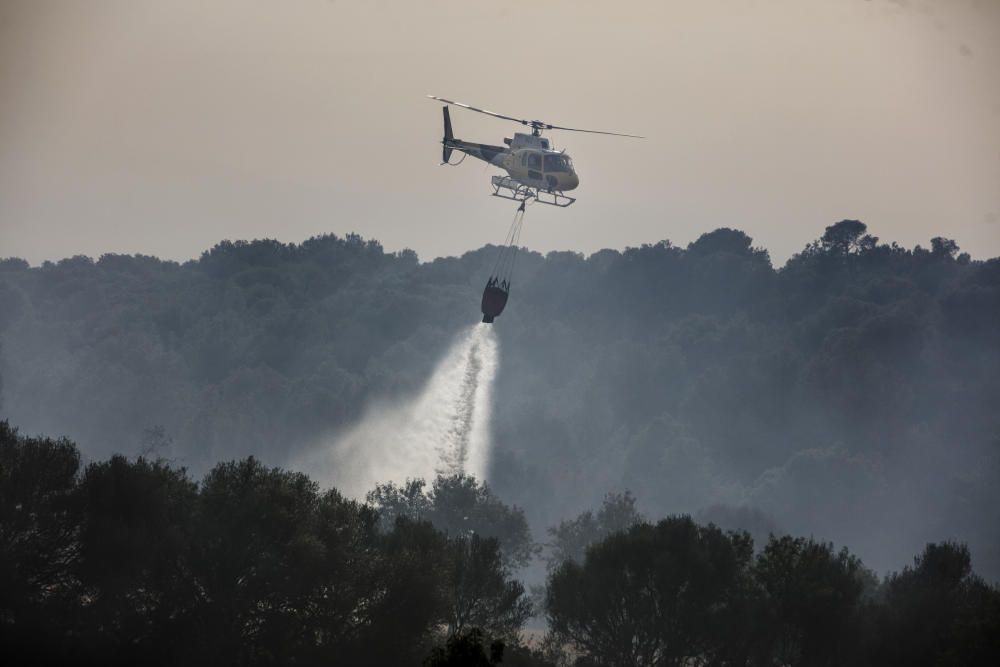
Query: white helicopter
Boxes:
[{"xmin": 429, "ymin": 95, "xmax": 642, "ymax": 207}]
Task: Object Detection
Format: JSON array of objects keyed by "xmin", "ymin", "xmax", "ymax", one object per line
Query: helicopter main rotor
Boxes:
[{"xmin": 427, "ymin": 95, "xmax": 643, "ymax": 139}]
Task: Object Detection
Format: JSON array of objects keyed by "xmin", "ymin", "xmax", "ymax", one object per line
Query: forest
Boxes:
[
  {"xmin": 1, "ymin": 220, "xmax": 998, "ymax": 584},
  {"xmin": 2, "ymin": 420, "xmax": 999, "ymax": 666}
]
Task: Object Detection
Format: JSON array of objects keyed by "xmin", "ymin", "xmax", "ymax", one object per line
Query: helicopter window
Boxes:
[
  {"xmin": 544, "ymin": 154, "xmax": 572, "ymax": 172},
  {"xmin": 527, "ymin": 152, "xmax": 542, "ymax": 170}
]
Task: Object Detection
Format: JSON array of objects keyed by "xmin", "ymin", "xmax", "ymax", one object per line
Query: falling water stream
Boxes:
[{"xmin": 293, "ymin": 325, "xmax": 498, "ymax": 498}]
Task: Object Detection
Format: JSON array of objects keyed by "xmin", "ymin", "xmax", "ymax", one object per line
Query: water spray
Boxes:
[{"xmin": 293, "ymin": 325, "xmax": 498, "ymax": 498}]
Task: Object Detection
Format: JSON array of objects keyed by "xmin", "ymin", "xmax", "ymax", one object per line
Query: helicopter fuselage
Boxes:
[
  {"xmin": 446, "ymin": 132, "xmax": 580, "ymax": 193},
  {"xmin": 432, "ymin": 95, "xmax": 640, "ymax": 205}
]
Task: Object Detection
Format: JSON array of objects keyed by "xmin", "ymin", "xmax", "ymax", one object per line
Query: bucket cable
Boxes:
[{"xmin": 489, "ymin": 203, "xmax": 527, "ymax": 288}]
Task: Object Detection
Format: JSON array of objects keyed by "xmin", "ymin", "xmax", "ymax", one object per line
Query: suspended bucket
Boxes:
[
  {"xmin": 480, "ymin": 202, "xmax": 525, "ymax": 325},
  {"xmin": 481, "ymin": 279, "xmax": 509, "ymax": 323}
]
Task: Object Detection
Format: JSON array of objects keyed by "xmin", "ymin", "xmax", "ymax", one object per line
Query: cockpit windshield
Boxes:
[{"xmin": 543, "ymin": 154, "xmax": 573, "ymax": 173}]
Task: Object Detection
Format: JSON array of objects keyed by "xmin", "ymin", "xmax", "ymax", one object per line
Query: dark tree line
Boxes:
[
  {"xmin": 1, "ymin": 220, "xmax": 999, "ymax": 579},
  {"xmin": 3, "ymin": 422, "xmax": 999, "ymax": 666},
  {"xmin": 0, "ymin": 421, "xmax": 537, "ymax": 666},
  {"xmin": 546, "ymin": 517, "xmax": 1000, "ymax": 666}
]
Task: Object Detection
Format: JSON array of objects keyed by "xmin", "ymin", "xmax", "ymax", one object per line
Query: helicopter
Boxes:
[{"xmin": 428, "ymin": 95, "xmax": 642, "ymax": 207}]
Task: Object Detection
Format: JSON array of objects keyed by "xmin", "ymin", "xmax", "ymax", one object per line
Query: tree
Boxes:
[
  {"xmin": 368, "ymin": 478, "xmax": 432, "ymax": 528},
  {"xmin": 546, "ymin": 491, "xmax": 643, "ymax": 570},
  {"xmin": 0, "ymin": 421, "xmax": 82, "ymax": 663},
  {"xmin": 444, "ymin": 534, "xmax": 532, "ymax": 640},
  {"xmin": 361, "ymin": 517, "xmax": 454, "ymax": 666},
  {"xmin": 187, "ymin": 457, "xmax": 448, "ymax": 666},
  {"xmin": 753, "ymin": 535, "xmax": 867, "ymax": 666},
  {"xmin": 546, "ymin": 516, "xmax": 753, "ymax": 666},
  {"xmin": 871, "ymin": 542, "xmax": 1000, "ymax": 666},
  {"xmin": 74, "ymin": 455, "xmax": 198, "ymax": 662},
  {"xmin": 369, "ymin": 474, "xmax": 537, "ymax": 569},
  {"xmin": 695, "ymin": 504, "xmax": 780, "ymax": 553},
  {"xmin": 424, "ymin": 628, "xmax": 504, "ymax": 667},
  {"xmin": 190, "ymin": 457, "xmax": 383, "ymax": 664},
  {"xmin": 930, "ymin": 236, "xmax": 960, "ymax": 259},
  {"xmin": 686, "ymin": 228, "xmax": 757, "ymax": 257},
  {"xmin": 819, "ymin": 219, "xmax": 877, "ymax": 256},
  {"xmin": 423, "ymin": 628, "xmax": 560, "ymax": 667}
]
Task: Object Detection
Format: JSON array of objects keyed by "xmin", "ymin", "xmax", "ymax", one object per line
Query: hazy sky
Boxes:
[{"xmin": 1, "ymin": 0, "xmax": 998, "ymax": 265}]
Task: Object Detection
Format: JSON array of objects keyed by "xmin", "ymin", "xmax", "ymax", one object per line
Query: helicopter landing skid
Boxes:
[{"xmin": 490, "ymin": 175, "xmax": 576, "ymax": 208}]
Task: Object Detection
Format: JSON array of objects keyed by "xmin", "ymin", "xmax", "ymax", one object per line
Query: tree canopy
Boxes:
[
  {"xmin": 1, "ymin": 222, "xmax": 998, "ymax": 580},
  {"xmin": 1, "ymin": 422, "xmax": 998, "ymax": 665}
]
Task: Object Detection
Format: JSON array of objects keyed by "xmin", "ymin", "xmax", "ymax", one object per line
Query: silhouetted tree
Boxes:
[
  {"xmin": 0, "ymin": 421, "xmax": 81, "ymax": 663},
  {"xmin": 362, "ymin": 517, "xmax": 454, "ymax": 666},
  {"xmin": 424, "ymin": 628, "xmax": 504, "ymax": 667},
  {"xmin": 369, "ymin": 474, "xmax": 537, "ymax": 569},
  {"xmin": 818, "ymin": 219, "xmax": 877, "ymax": 256},
  {"xmin": 74, "ymin": 455, "xmax": 198, "ymax": 663},
  {"xmin": 687, "ymin": 228, "xmax": 757, "ymax": 257},
  {"xmin": 870, "ymin": 542, "xmax": 1000, "ymax": 666},
  {"xmin": 546, "ymin": 491, "xmax": 643, "ymax": 570},
  {"xmin": 931, "ymin": 237, "xmax": 960, "ymax": 259},
  {"xmin": 445, "ymin": 534, "xmax": 532, "ymax": 639},
  {"xmin": 753, "ymin": 535, "xmax": 867, "ymax": 666},
  {"xmin": 187, "ymin": 457, "xmax": 419, "ymax": 665},
  {"xmin": 546, "ymin": 516, "xmax": 753, "ymax": 666}
]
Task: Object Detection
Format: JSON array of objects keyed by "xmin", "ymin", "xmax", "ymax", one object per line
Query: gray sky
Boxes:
[{"xmin": 1, "ymin": 0, "xmax": 998, "ymax": 265}]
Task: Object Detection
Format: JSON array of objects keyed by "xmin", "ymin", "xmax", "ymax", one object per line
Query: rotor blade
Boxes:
[
  {"xmin": 428, "ymin": 95, "xmax": 644, "ymax": 137},
  {"xmin": 543, "ymin": 124, "xmax": 644, "ymax": 139},
  {"xmin": 427, "ymin": 95, "xmax": 530, "ymax": 126}
]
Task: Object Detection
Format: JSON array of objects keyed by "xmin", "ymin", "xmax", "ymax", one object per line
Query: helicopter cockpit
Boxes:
[
  {"xmin": 521, "ymin": 151, "xmax": 574, "ymax": 173},
  {"xmin": 543, "ymin": 154, "xmax": 574, "ymax": 173}
]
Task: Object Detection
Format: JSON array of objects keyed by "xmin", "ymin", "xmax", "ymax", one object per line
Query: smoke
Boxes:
[{"xmin": 292, "ymin": 325, "xmax": 499, "ymax": 499}]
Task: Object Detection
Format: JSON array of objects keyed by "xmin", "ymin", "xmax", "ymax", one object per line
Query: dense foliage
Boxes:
[
  {"xmin": 1, "ymin": 221, "xmax": 999, "ymax": 580},
  {"xmin": 545, "ymin": 517, "xmax": 1000, "ymax": 667},
  {"xmin": 3, "ymin": 423, "xmax": 998, "ymax": 666},
  {"xmin": 0, "ymin": 421, "xmax": 535, "ymax": 666},
  {"xmin": 368, "ymin": 475, "xmax": 537, "ymax": 569}
]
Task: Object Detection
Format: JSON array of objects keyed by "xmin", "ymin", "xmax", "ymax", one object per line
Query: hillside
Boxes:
[{"xmin": 1, "ymin": 220, "xmax": 998, "ymax": 577}]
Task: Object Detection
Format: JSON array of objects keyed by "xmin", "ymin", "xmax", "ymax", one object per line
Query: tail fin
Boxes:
[{"xmin": 442, "ymin": 106, "xmax": 454, "ymax": 163}]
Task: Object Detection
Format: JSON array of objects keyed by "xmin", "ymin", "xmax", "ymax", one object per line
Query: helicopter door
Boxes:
[{"xmin": 526, "ymin": 152, "xmax": 543, "ymax": 181}]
